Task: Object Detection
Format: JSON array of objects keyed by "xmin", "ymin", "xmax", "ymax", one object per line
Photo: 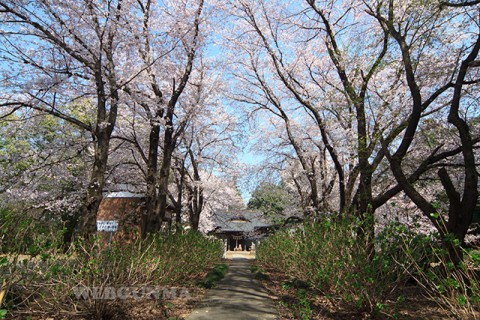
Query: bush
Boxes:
[
  {"xmin": 1, "ymin": 226, "xmax": 223, "ymax": 319},
  {"xmin": 0, "ymin": 207, "xmax": 63, "ymax": 255},
  {"xmin": 257, "ymin": 218, "xmax": 412, "ymax": 315},
  {"xmin": 397, "ymin": 236, "xmax": 480, "ymax": 319},
  {"xmin": 257, "ymin": 218, "xmax": 480, "ymax": 318},
  {"xmin": 197, "ymin": 263, "xmax": 229, "ymax": 288}
]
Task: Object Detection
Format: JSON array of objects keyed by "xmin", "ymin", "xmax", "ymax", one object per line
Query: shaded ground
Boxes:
[{"xmin": 184, "ymin": 258, "xmax": 278, "ymax": 320}]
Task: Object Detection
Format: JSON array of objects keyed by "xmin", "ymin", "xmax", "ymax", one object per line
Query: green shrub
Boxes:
[
  {"xmin": 257, "ymin": 218, "xmax": 480, "ymax": 317},
  {"xmin": 2, "ymin": 229, "xmax": 223, "ymax": 318},
  {"xmin": 296, "ymin": 288, "xmax": 312, "ymax": 320},
  {"xmin": 257, "ymin": 218, "xmax": 411, "ymax": 315},
  {"xmin": 197, "ymin": 263, "xmax": 229, "ymax": 288},
  {"xmin": 0, "ymin": 207, "xmax": 63, "ymax": 255},
  {"xmin": 398, "ymin": 238, "xmax": 480, "ymax": 319}
]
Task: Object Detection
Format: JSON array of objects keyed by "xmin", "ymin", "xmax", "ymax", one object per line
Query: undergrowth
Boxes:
[
  {"xmin": 257, "ymin": 218, "xmax": 480, "ymax": 318},
  {"xmin": 0, "ymin": 207, "xmax": 223, "ymax": 319},
  {"xmin": 197, "ymin": 263, "xmax": 229, "ymax": 288}
]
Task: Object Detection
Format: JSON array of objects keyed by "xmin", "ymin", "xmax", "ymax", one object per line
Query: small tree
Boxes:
[{"xmin": 247, "ymin": 182, "xmax": 295, "ymax": 218}]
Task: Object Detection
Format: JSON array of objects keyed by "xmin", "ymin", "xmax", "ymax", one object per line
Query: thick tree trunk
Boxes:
[
  {"xmin": 441, "ymin": 32, "xmax": 480, "ymax": 264},
  {"xmin": 78, "ymin": 63, "xmax": 117, "ymax": 237},
  {"xmin": 191, "ymin": 215, "xmax": 200, "ymax": 231},
  {"xmin": 188, "ymin": 189, "xmax": 202, "ymax": 231},
  {"xmin": 79, "ymin": 128, "xmax": 111, "ymax": 237},
  {"xmin": 143, "ymin": 122, "xmax": 161, "ymax": 236},
  {"xmin": 156, "ymin": 120, "xmax": 174, "ymax": 230},
  {"xmin": 175, "ymin": 201, "xmax": 182, "ymax": 231}
]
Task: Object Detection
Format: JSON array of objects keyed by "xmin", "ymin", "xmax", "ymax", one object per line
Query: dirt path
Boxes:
[{"xmin": 185, "ymin": 258, "xmax": 278, "ymax": 320}]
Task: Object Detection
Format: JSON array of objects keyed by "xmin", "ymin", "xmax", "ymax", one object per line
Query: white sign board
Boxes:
[{"xmin": 97, "ymin": 220, "xmax": 119, "ymax": 232}]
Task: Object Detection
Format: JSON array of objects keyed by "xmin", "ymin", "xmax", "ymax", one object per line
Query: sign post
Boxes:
[{"xmin": 96, "ymin": 220, "xmax": 119, "ymax": 249}]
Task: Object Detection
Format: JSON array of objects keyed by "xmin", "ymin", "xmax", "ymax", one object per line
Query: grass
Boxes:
[
  {"xmin": 197, "ymin": 263, "xmax": 229, "ymax": 288},
  {"xmin": 0, "ymin": 232, "xmax": 223, "ymax": 319}
]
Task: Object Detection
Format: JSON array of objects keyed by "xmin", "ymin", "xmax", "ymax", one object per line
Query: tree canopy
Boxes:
[{"xmin": 247, "ymin": 182, "xmax": 295, "ymax": 217}]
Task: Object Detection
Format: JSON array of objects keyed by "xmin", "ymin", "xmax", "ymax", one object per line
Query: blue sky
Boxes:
[{"xmin": 237, "ymin": 143, "xmax": 265, "ymax": 204}]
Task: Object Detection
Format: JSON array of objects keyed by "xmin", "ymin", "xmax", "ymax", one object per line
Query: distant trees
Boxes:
[
  {"xmin": 168, "ymin": 65, "xmax": 242, "ymax": 231},
  {"xmin": 247, "ymin": 182, "xmax": 295, "ymax": 217},
  {"xmin": 0, "ymin": 111, "xmax": 89, "ymax": 243}
]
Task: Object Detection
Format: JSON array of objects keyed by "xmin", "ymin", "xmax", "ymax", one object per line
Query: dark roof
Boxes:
[{"xmin": 210, "ymin": 210, "xmax": 273, "ymax": 234}]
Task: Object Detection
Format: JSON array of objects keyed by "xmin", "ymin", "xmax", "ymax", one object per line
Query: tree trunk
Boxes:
[
  {"xmin": 156, "ymin": 118, "xmax": 175, "ymax": 230},
  {"xmin": 175, "ymin": 162, "xmax": 186, "ymax": 232},
  {"xmin": 143, "ymin": 121, "xmax": 161, "ymax": 236},
  {"xmin": 79, "ymin": 127, "xmax": 111, "ymax": 237},
  {"xmin": 187, "ymin": 149, "xmax": 204, "ymax": 231},
  {"xmin": 154, "ymin": 0, "xmax": 204, "ymax": 230},
  {"xmin": 78, "ymin": 63, "xmax": 117, "ymax": 237}
]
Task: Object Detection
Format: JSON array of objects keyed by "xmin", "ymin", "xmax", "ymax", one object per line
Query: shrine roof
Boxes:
[{"xmin": 209, "ymin": 209, "xmax": 274, "ymax": 234}]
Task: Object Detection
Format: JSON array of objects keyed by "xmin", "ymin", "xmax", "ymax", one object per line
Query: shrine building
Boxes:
[{"xmin": 208, "ymin": 210, "xmax": 274, "ymax": 252}]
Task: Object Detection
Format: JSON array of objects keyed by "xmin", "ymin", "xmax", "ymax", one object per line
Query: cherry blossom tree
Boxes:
[
  {"xmin": 112, "ymin": 0, "xmax": 207, "ymax": 233},
  {"xmin": 169, "ymin": 65, "xmax": 242, "ymax": 231},
  {"xmin": 0, "ymin": 0, "xmax": 139, "ymax": 236},
  {"xmin": 226, "ymin": 0, "xmax": 479, "ymax": 254},
  {"xmin": 0, "ymin": 0, "xmax": 215, "ymax": 236},
  {"xmin": 369, "ymin": 0, "xmax": 480, "ymax": 263}
]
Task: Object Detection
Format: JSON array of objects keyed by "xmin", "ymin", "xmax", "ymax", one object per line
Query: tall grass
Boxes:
[
  {"xmin": 396, "ymin": 232, "xmax": 480, "ymax": 319},
  {"xmin": 257, "ymin": 219, "xmax": 409, "ymax": 315},
  {"xmin": 257, "ymin": 218, "xmax": 480, "ymax": 318},
  {"xmin": 1, "ymin": 207, "xmax": 223, "ymax": 319}
]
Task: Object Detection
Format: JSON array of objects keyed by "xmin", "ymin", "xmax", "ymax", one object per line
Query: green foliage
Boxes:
[
  {"xmin": 277, "ymin": 279, "xmax": 314, "ymax": 319},
  {"xmin": 296, "ymin": 288, "xmax": 312, "ymax": 320},
  {"xmin": 0, "ymin": 112, "xmax": 89, "ymax": 201},
  {"xmin": 468, "ymin": 249, "xmax": 480, "ymax": 264},
  {"xmin": 0, "ymin": 115, "xmax": 35, "ymax": 177},
  {"xmin": 247, "ymin": 182, "xmax": 294, "ymax": 217},
  {"xmin": 380, "ymin": 221, "xmax": 480, "ymax": 318},
  {"xmin": 258, "ymin": 218, "xmax": 480, "ymax": 318},
  {"xmin": 256, "ymin": 218, "xmax": 413, "ymax": 316},
  {"xmin": 0, "ymin": 207, "xmax": 64, "ymax": 255},
  {"xmin": 400, "ymin": 241, "xmax": 480, "ymax": 318},
  {"xmin": 1, "ymin": 228, "xmax": 223, "ymax": 318},
  {"xmin": 197, "ymin": 263, "xmax": 229, "ymax": 288}
]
